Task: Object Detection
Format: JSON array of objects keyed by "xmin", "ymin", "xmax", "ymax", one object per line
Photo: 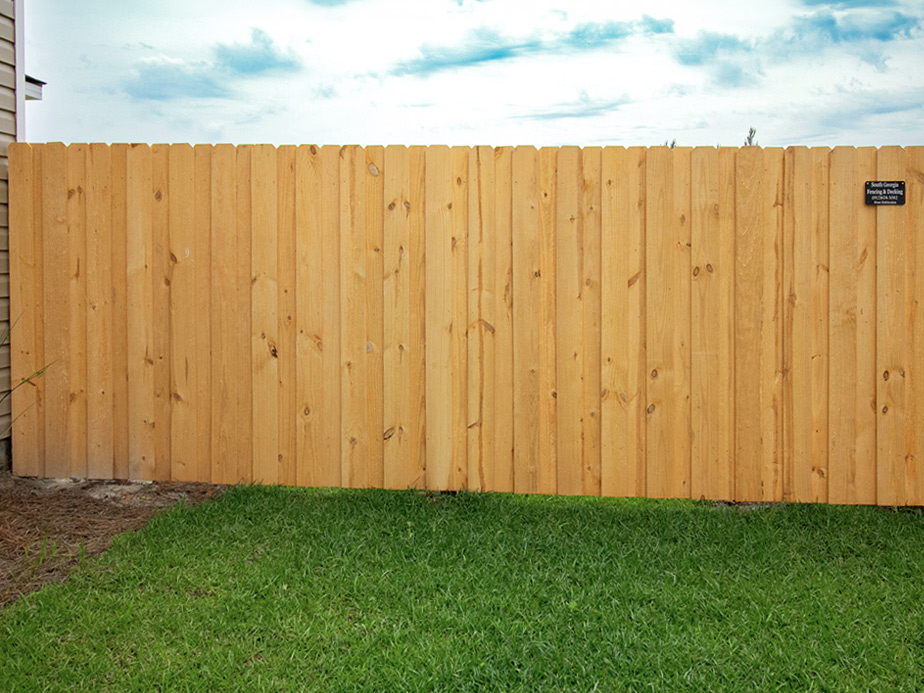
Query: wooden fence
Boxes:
[{"xmin": 8, "ymin": 143, "xmax": 924, "ymax": 504}]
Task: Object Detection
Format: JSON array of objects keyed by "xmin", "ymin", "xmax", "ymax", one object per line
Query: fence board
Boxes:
[
  {"xmin": 450, "ymin": 147, "xmax": 468, "ymax": 490},
  {"xmin": 9, "ymin": 143, "xmax": 924, "ymax": 506},
  {"xmin": 493, "ymin": 147, "xmax": 514, "ymax": 493},
  {"xmin": 110, "ymin": 145, "xmax": 130, "ymax": 481},
  {"xmin": 876, "ymin": 146, "xmax": 907, "ymax": 506},
  {"xmin": 125, "ymin": 144, "xmax": 155, "ymax": 481},
  {"xmin": 295, "ymin": 145, "xmax": 323, "ymax": 487},
  {"xmin": 193, "ymin": 144, "xmax": 212, "ymax": 484},
  {"xmin": 365, "ymin": 145, "xmax": 385, "ymax": 489},
  {"xmin": 909, "ymin": 146, "xmax": 924, "ymax": 506},
  {"xmin": 582, "ymin": 148, "xmax": 603, "ymax": 496},
  {"xmin": 691, "ymin": 146, "xmax": 733, "ymax": 500},
  {"xmin": 251, "ymin": 144, "xmax": 279, "ymax": 485},
  {"xmin": 761, "ymin": 149, "xmax": 784, "ymax": 501},
  {"xmin": 86, "ymin": 144, "xmax": 114, "ymax": 480},
  {"xmin": 425, "ymin": 145, "xmax": 451, "ymax": 489},
  {"xmin": 167, "ymin": 145, "xmax": 196, "ymax": 482},
  {"xmin": 408, "ymin": 146, "xmax": 427, "ymax": 490},
  {"xmin": 646, "ymin": 147, "xmax": 691, "ymax": 498},
  {"xmin": 209, "ymin": 144, "xmax": 236, "ymax": 485},
  {"xmin": 512, "ymin": 146, "xmax": 540, "ymax": 493},
  {"xmin": 383, "ymin": 145, "xmax": 410, "ymax": 488},
  {"xmin": 536, "ymin": 147, "xmax": 557, "ymax": 496},
  {"xmin": 9, "ymin": 143, "xmax": 40, "ymax": 477},
  {"xmin": 151, "ymin": 145, "xmax": 171, "ymax": 482},
  {"xmin": 467, "ymin": 146, "xmax": 495, "ymax": 492},
  {"xmin": 277, "ymin": 145, "xmax": 298, "ymax": 487},
  {"xmin": 556, "ymin": 146, "xmax": 581, "ymax": 496},
  {"xmin": 65, "ymin": 144, "xmax": 88, "ymax": 479}
]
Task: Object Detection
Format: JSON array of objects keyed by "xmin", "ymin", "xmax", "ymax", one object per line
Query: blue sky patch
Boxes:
[
  {"xmin": 124, "ymin": 60, "xmax": 230, "ymax": 101},
  {"xmin": 393, "ymin": 16, "xmax": 673, "ymax": 77},
  {"xmin": 214, "ymin": 28, "xmax": 302, "ymax": 74}
]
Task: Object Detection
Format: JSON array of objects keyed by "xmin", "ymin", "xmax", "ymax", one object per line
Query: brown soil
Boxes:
[{"xmin": 0, "ymin": 469, "xmax": 224, "ymax": 609}]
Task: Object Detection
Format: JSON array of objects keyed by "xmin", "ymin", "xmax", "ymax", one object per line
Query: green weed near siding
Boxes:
[{"xmin": 2, "ymin": 487, "xmax": 923, "ymax": 691}]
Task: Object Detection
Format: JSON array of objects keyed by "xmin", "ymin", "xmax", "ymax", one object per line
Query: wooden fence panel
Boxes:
[{"xmin": 9, "ymin": 143, "xmax": 924, "ymax": 505}]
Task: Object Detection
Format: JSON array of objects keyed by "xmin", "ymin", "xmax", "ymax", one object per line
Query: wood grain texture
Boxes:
[
  {"xmin": 10, "ymin": 144, "xmax": 924, "ymax": 506},
  {"xmin": 537, "ymin": 146, "xmax": 557, "ymax": 495},
  {"xmin": 126, "ymin": 144, "xmax": 155, "ymax": 481},
  {"xmin": 277, "ymin": 145, "xmax": 298, "ymax": 487},
  {"xmin": 151, "ymin": 145, "xmax": 171, "ymax": 481},
  {"xmin": 9, "ymin": 143, "xmax": 41, "ymax": 477},
  {"xmin": 512, "ymin": 147, "xmax": 540, "ymax": 493},
  {"xmin": 383, "ymin": 146, "xmax": 410, "ymax": 488},
  {"xmin": 425, "ymin": 146, "xmax": 452, "ymax": 489},
  {"xmin": 467, "ymin": 146, "xmax": 495, "ymax": 491},
  {"xmin": 691, "ymin": 146, "xmax": 733, "ymax": 500},
  {"xmin": 646, "ymin": 147, "xmax": 691, "ymax": 499},
  {"xmin": 65, "ymin": 144, "xmax": 88, "ymax": 479},
  {"xmin": 493, "ymin": 147, "xmax": 514, "ymax": 493},
  {"xmin": 167, "ymin": 144, "xmax": 196, "ymax": 482},
  {"xmin": 581, "ymin": 147, "xmax": 603, "ymax": 496},
  {"xmin": 251, "ymin": 144, "xmax": 279, "ymax": 485},
  {"xmin": 340, "ymin": 145, "xmax": 367, "ymax": 488}
]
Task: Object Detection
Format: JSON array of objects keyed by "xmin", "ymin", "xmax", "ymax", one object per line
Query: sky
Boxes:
[{"xmin": 22, "ymin": 0, "xmax": 924, "ymax": 148}]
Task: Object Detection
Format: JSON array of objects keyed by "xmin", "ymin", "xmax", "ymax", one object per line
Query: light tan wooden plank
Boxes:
[
  {"xmin": 646, "ymin": 146, "xmax": 692, "ymax": 499},
  {"xmin": 40, "ymin": 144, "xmax": 69, "ymax": 479},
  {"xmin": 537, "ymin": 147, "xmax": 557, "ymax": 495},
  {"xmin": 691, "ymin": 146, "xmax": 734, "ymax": 500},
  {"xmin": 556, "ymin": 146, "xmax": 582, "ymax": 496},
  {"xmin": 251, "ymin": 144, "xmax": 279, "ymax": 485},
  {"xmin": 320, "ymin": 146, "xmax": 343, "ymax": 487},
  {"xmin": 276, "ymin": 146, "xmax": 297, "ymax": 487},
  {"xmin": 126, "ymin": 144, "xmax": 155, "ymax": 481},
  {"xmin": 425, "ymin": 145, "xmax": 452, "ymax": 489},
  {"xmin": 295, "ymin": 145, "xmax": 323, "ymax": 487},
  {"xmin": 166, "ymin": 145, "xmax": 197, "ymax": 482},
  {"xmin": 383, "ymin": 145, "xmax": 410, "ymax": 489},
  {"xmin": 512, "ymin": 146, "xmax": 540, "ymax": 493},
  {"xmin": 210, "ymin": 145, "xmax": 237, "ymax": 484},
  {"xmin": 408, "ymin": 146, "xmax": 427, "ymax": 489},
  {"xmin": 65, "ymin": 145, "xmax": 88, "ymax": 479},
  {"xmin": 734, "ymin": 146, "xmax": 764, "ymax": 501},
  {"xmin": 450, "ymin": 147, "xmax": 469, "ymax": 490},
  {"xmin": 828, "ymin": 147, "xmax": 858, "ymax": 504},
  {"xmin": 788, "ymin": 147, "xmax": 829, "ymax": 503},
  {"xmin": 365, "ymin": 145, "xmax": 385, "ymax": 488},
  {"xmin": 876, "ymin": 146, "xmax": 906, "ymax": 505},
  {"xmin": 761, "ymin": 149, "xmax": 785, "ymax": 500},
  {"xmin": 151, "ymin": 145, "xmax": 171, "ymax": 481},
  {"xmin": 193, "ymin": 144, "xmax": 212, "ymax": 484},
  {"xmin": 467, "ymin": 145, "xmax": 495, "ymax": 491},
  {"xmin": 86, "ymin": 143, "xmax": 113, "ymax": 479},
  {"xmin": 110, "ymin": 144, "xmax": 129, "ymax": 480},
  {"xmin": 601, "ymin": 147, "xmax": 647, "ymax": 497},
  {"xmin": 340, "ymin": 145, "xmax": 367, "ymax": 488},
  {"xmin": 235, "ymin": 146, "xmax": 254, "ymax": 484},
  {"xmin": 908, "ymin": 146, "xmax": 924, "ymax": 505},
  {"xmin": 9, "ymin": 143, "xmax": 42, "ymax": 476},
  {"xmin": 493, "ymin": 146, "xmax": 514, "ymax": 492},
  {"xmin": 854, "ymin": 147, "xmax": 878, "ymax": 504},
  {"xmin": 582, "ymin": 147, "xmax": 603, "ymax": 496}
]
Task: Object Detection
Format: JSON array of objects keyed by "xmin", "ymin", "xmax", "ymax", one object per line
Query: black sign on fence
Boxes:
[{"xmin": 865, "ymin": 181, "xmax": 905, "ymax": 206}]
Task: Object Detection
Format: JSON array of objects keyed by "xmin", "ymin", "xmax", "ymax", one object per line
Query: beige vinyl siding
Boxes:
[{"xmin": 0, "ymin": 0, "xmax": 14, "ymax": 432}]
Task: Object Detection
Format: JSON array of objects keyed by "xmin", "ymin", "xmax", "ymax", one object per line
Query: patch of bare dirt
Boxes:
[{"xmin": 0, "ymin": 469, "xmax": 223, "ymax": 609}]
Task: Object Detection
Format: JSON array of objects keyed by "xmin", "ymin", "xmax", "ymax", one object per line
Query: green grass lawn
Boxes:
[{"xmin": 2, "ymin": 486, "xmax": 923, "ymax": 691}]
